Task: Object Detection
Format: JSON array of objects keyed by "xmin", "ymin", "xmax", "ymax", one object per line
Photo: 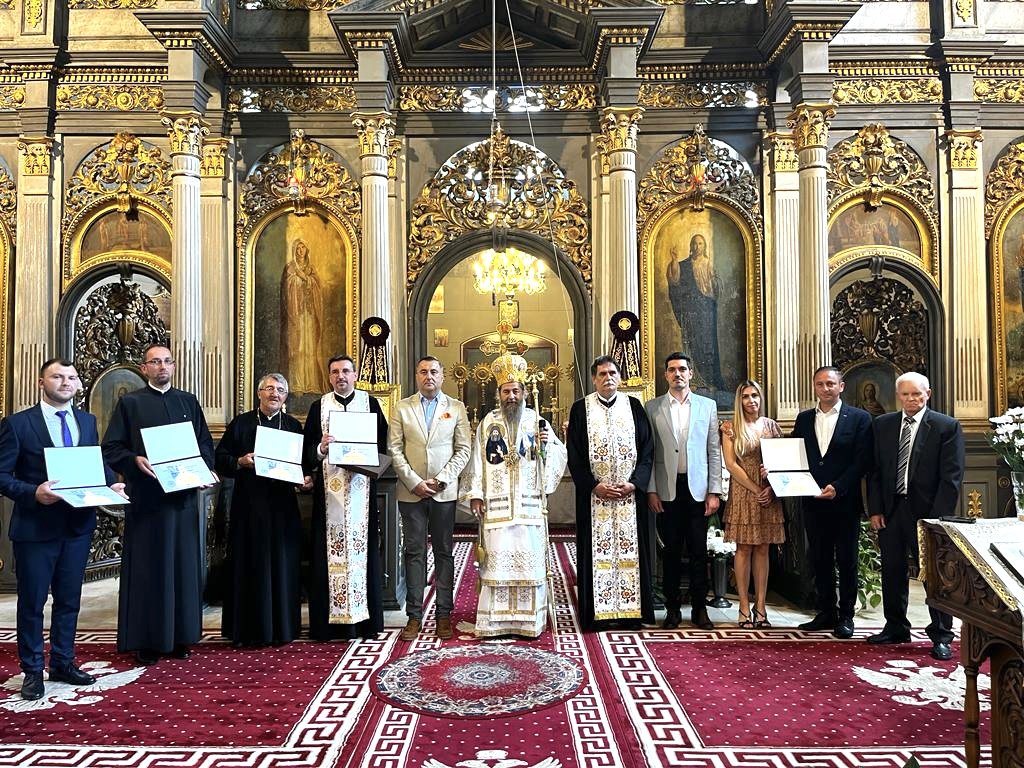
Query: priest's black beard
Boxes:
[{"xmin": 501, "ymin": 398, "xmax": 525, "ymax": 447}]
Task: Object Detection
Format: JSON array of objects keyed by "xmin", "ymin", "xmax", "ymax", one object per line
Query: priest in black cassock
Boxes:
[
  {"xmin": 102, "ymin": 343, "xmax": 216, "ymax": 665},
  {"xmin": 216, "ymin": 373, "xmax": 311, "ymax": 647},
  {"xmin": 567, "ymin": 355, "xmax": 655, "ymax": 631},
  {"xmin": 302, "ymin": 354, "xmax": 388, "ymax": 641}
]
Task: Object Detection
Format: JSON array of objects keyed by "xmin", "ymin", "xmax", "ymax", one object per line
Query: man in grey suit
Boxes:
[
  {"xmin": 388, "ymin": 356, "xmax": 472, "ymax": 641},
  {"xmin": 645, "ymin": 352, "xmax": 723, "ymax": 629}
]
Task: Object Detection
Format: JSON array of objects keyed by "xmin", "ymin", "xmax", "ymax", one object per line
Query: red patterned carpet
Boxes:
[{"xmin": 0, "ymin": 541, "xmax": 989, "ymax": 768}]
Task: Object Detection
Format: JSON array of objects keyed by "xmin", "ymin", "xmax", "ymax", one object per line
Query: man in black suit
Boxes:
[
  {"xmin": 791, "ymin": 366, "xmax": 873, "ymax": 639},
  {"xmin": 0, "ymin": 358, "xmax": 125, "ymax": 700},
  {"xmin": 866, "ymin": 371, "xmax": 964, "ymax": 661}
]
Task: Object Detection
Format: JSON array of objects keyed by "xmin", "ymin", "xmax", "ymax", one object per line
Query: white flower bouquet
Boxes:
[
  {"xmin": 706, "ymin": 526, "xmax": 737, "ymax": 557},
  {"xmin": 987, "ymin": 406, "xmax": 1024, "ymax": 473}
]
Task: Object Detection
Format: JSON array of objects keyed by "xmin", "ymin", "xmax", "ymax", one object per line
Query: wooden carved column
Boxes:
[
  {"xmin": 353, "ymin": 111, "xmax": 395, "ymax": 372},
  {"xmin": 789, "ymin": 103, "xmax": 836, "ymax": 406},
  {"xmin": 162, "ymin": 111, "xmax": 209, "ymax": 401},
  {"xmin": 13, "ymin": 136, "xmax": 56, "ymax": 413},
  {"xmin": 200, "ymin": 137, "xmax": 232, "ymax": 425},
  {"xmin": 598, "ymin": 106, "xmax": 643, "ymax": 344},
  {"xmin": 945, "ymin": 129, "xmax": 988, "ymax": 418},
  {"xmin": 764, "ymin": 131, "xmax": 801, "ymax": 420}
]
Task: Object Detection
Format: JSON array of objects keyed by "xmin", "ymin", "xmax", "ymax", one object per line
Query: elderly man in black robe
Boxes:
[
  {"xmin": 102, "ymin": 343, "xmax": 216, "ymax": 665},
  {"xmin": 216, "ymin": 373, "xmax": 311, "ymax": 647},
  {"xmin": 567, "ymin": 355, "xmax": 655, "ymax": 630},
  {"xmin": 302, "ymin": 354, "xmax": 388, "ymax": 641}
]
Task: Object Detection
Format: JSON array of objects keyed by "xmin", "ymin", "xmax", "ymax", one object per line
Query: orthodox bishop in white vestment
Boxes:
[{"xmin": 462, "ymin": 353, "xmax": 567, "ymax": 638}]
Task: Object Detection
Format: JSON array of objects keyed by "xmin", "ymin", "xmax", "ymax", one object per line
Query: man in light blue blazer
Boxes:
[
  {"xmin": 645, "ymin": 352, "xmax": 723, "ymax": 629},
  {"xmin": 0, "ymin": 358, "xmax": 124, "ymax": 700}
]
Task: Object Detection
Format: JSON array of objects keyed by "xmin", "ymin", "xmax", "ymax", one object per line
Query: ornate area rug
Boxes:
[{"xmin": 371, "ymin": 644, "xmax": 586, "ymax": 718}]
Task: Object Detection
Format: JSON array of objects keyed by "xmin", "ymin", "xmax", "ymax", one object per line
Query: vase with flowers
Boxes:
[
  {"xmin": 706, "ymin": 517, "xmax": 737, "ymax": 608},
  {"xmin": 987, "ymin": 407, "xmax": 1024, "ymax": 520}
]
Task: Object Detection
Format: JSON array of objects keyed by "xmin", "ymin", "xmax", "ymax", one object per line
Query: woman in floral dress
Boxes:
[{"xmin": 721, "ymin": 380, "xmax": 784, "ymax": 628}]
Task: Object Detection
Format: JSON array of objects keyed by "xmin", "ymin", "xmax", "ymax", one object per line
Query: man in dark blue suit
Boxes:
[
  {"xmin": 0, "ymin": 358, "xmax": 125, "ymax": 700},
  {"xmin": 791, "ymin": 366, "xmax": 874, "ymax": 639},
  {"xmin": 866, "ymin": 371, "xmax": 964, "ymax": 661}
]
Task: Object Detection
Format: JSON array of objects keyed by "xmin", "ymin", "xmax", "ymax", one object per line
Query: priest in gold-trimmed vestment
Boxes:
[
  {"xmin": 302, "ymin": 354, "xmax": 388, "ymax": 641},
  {"xmin": 567, "ymin": 355, "xmax": 655, "ymax": 631},
  {"xmin": 462, "ymin": 354, "xmax": 567, "ymax": 638}
]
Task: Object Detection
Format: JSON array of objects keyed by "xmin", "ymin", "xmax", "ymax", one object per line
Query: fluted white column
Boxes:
[
  {"xmin": 789, "ymin": 103, "xmax": 835, "ymax": 407},
  {"xmin": 162, "ymin": 111, "xmax": 209, "ymax": 401},
  {"xmin": 199, "ymin": 137, "xmax": 232, "ymax": 424},
  {"xmin": 764, "ymin": 131, "xmax": 802, "ymax": 420},
  {"xmin": 12, "ymin": 136, "xmax": 57, "ymax": 414},
  {"xmin": 944, "ymin": 129, "xmax": 988, "ymax": 417},
  {"xmin": 353, "ymin": 111, "xmax": 395, "ymax": 367},
  {"xmin": 599, "ymin": 107, "xmax": 643, "ymax": 326},
  {"xmin": 592, "ymin": 137, "xmax": 611, "ymax": 353}
]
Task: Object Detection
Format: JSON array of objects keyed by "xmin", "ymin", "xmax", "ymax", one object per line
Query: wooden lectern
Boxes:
[{"xmin": 919, "ymin": 521, "xmax": 1023, "ymax": 768}]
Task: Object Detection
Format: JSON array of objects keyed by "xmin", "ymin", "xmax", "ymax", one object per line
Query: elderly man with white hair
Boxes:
[{"xmin": 866, "ymin": 371, "xmax": 965, "ymax": 661}]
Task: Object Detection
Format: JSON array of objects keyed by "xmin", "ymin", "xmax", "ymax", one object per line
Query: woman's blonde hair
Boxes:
[{"xmin": 732, "ymin": 379, "xmax": 763, "ymax": 458}]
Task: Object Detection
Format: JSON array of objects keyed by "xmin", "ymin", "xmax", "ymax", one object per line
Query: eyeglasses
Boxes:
[
  {"xmin": 144, "ymin": 358, "xmax": 175, "ymax": 366},
  {"xmin": 260, "ymin": 386, "xmax": 288, "ymax": 394}
]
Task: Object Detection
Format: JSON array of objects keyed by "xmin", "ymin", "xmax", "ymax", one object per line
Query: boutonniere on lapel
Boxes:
[{"xmin": 440, "ymin": 412, "xmax": 452, "ymax": 420}]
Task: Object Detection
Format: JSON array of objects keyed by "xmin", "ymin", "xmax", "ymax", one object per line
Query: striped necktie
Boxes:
[{"xmin": 895, "ymin": 416, "xmax": 913, "ymax": 495}]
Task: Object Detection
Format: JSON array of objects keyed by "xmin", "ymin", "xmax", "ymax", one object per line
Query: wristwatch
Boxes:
[{"xmin": 435, "ymin": 479, "xmax": 447, "ymax": 490}]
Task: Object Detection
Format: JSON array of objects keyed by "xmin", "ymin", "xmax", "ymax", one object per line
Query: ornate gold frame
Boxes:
[
  {"xmin": 64, "ymin": 199, "xmax": 173, "ymax": 288},
  {"xmin": 235, "ymin": 201, "xmax": 359, "ymax": 414},
  {"xmin": 0, "ymin": 218, "xmax": 11, "ymax": 416},
  {"xmin": 990, "ymin": 196, "xmax": 1024, "ymax": 411},
  {"xmin": 826, "ymin": 192, "xmax": 938, "ymax": 284},
  {"xmin": 639, "ymin": 195, "xmax": 764, "ymax": 397}
]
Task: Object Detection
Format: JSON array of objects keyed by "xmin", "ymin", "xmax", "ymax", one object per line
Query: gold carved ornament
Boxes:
[
  {"xmin": 599, "ymin": 107, "xmax": 643, "ymax": 153},
  {"xmin": 984, "ymin": 139, "xmax": 1024, "ymax": 237},
  {"xmin": 67, "ymin": 0, "xmax": 157, "ymax": 7},
  {"xmin": 637, "ymin": 125, "xmax": 761, "ymax": 231},
  {"xmin": 787, "ymin": 103, "xmax": 835, "ymax": 151},
  {"xmin": 226, "ymin": 86, "xmax": 356, "ymax": 113},
  {"xmin": 201, "ymin": 138, "xmax": 230, "ymax": 179},
  {"xmin": 24, "ymin": 0, "xmax": 43, "ymax": 28},
  {"xmin": 0, "ymin": 164, "xmax": 17, "ymax": 237},
  {"xmin": 64, "ymin": 133, "xmax": 172, "ymax": 221},
  {"xmin": 398, "ymin": 84, "xmax": 595, "ymax": 112},
  {"xmin": 17, "ymin": 137, "xmax": 54, "ymax": 177},
  {"xmin": 162, "ymin": 112, "xmax": 209, "ymax": 156},
  {"xmin": 945, "ymin": 129, "xmax": 982, "ymax": 171},
  {"xmin": 407, "ymin": 131, "xmax": 591, "ymax": 293},
  {"xmin": 955, "ymin": 0, "xmax": 974, "ymax": 23},
  {"xmin": 353, "ymin": 112, "xmax": 395, "ymax": 157},
  {"xmin": 638, "ymin": 81, "xmax": 767, "ymax": 110},
  {"xmin": 764, "ymin": 132, "xmax": 798, "ymax": 173},
  {"xmin": 56, "ymin": 85, "xmax": 164, "ymax": 112},
  {"xmin": 0, "ymin": 86, "xmax": 25, "ymax": 111},
  {"xmin": 833, "ymin": 78, "xmax": 943, "ymax": 105},
  {"xmin": 826, "ymin": 123, "xmax": 935, "ymax": 211},
  {"xmin": 974, "ymin": 79, "xmax": 1024, "ymax": 103}
]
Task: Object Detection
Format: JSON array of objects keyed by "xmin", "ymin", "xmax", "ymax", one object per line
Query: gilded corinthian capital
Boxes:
[
  {"xmin": 17, "ymin": 136, "xmax": 55, "ymax": 177},
  {"xmin": 161, "ymin": 111, "xmax": 209, "ymax": 156},
  {"xmin": 764, "ymin": 131, "xmax": 798, "ymax": 173},
  {"xmin": 353, "ymin": 112, "xmax": 395, "ymax": 158},
  {"xmin": 944, "ymin": 128, "xmax": 983, "ymax": 171},
  {"xmin": 599, "ymin": 106, "xmax": 643, "ymax": 153},
  {"xmin": 787, "ymin": 103, "xmax": 835, "ymax": 151}
]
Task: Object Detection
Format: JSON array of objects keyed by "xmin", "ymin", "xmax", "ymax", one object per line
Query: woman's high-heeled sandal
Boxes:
[
  {"xmin": 737, "ymin": 610, "xmax": 754, "ymax": 629},
  {"xmin": 753, "ymin": 609, "xmax": 771, "ymax": 629}
]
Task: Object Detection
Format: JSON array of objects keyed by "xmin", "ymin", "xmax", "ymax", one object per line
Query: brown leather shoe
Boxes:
[
  {"xmin": 436, "ymin": 617, "xmax": 453, "ymax": 640},
  {"xmin": 400, "ymin": 618, "xmax": 421, "ymax": 641}
]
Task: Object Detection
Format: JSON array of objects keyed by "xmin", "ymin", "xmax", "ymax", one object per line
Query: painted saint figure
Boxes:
[
  {"xmin": 666, "ymin": 234, "xmax": 725, "ymax": 391},
  {"xmin": 858, "ymin": 381, "xmax": 886, "ymax": 418},
  {"xmin": 280, "ymin": 239, "xmax": 327, "ymax": 394}
]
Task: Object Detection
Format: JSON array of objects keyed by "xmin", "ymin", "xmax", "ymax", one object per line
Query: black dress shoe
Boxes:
[
  {"xmin": 49, "ymin": 665, "xmax": 96, "ymax": 686},
  {"xmin": 931, "ymin": 642, "xmax": 953, "ymax": 661},
  {"xmin": 866, "ymin": 630, "xmax": 912, "ymax": 645},
  {"xmin": 170, "ymin": 645, "xmax": 191, "ymax": 659},
  {"xmin": 135, "ymin": 649, "xmax": 159, "ymax": 666},
  {"xmin": 662, "ymin": 608, "xmax": 682, "ymax": 630},
  {"xmin": 833, "ymin": 619, "xmax": 855, "ymax": 639},
  {"xmin": 691, "ymin": 610, "xmax": 714, "ymax": 630},
  {"xmin": 20, "ymin": 671, "xmax": 44, "ymax": 701},
  {"xmin": 799, "ymin": 613, "xmax": 837, "ymax": 632}
]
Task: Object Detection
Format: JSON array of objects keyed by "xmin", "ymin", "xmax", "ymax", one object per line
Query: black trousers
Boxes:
[
  {"xmin": 657, "ymin": 475, "xmax": 708, "ymax": 611},
  {"xmin": 878, "ymin": 497, "xmax": 954, "ymax": 643},
  {"xmin": 803, "ymin": 502, "xmax": 860, "ymax": 621}
]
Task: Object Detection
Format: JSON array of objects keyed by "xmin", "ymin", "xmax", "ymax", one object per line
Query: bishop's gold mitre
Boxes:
[{"xmin": 491, "ymin": 352, "xmax": 528, "ymax": 385}]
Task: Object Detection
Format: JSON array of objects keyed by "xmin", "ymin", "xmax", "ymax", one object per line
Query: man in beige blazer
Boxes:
[{"xmin": 388, "ymin": 356, "xmax": 472, "ymax": 640}]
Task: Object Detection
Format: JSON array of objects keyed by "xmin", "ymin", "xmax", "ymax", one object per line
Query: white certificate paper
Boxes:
[
  {"xmin": 326, "ymin": 411, "xmax": 379, "ymax": 466},
  {"xmin": 759, "ymin": 438, "xmax": 823, "ymax": 497},
  {"xmin": 254, "ymin": 426, "xmax": 304, "ymax": 485},
  {"xmin": 141, "ymin": 422, "xmax": 215, "ymax": 493},
  {"xmin": 44, "ymin": 446, "xmax": 128, "ymax": 507}
]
